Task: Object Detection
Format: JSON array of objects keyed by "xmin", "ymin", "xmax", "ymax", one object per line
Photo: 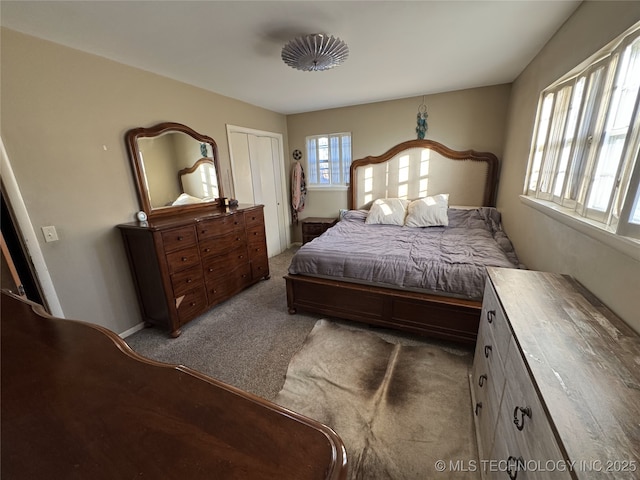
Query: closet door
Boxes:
[{"xmin": 227, "ymin": 127, "xmax": 288, "ymax": 257}]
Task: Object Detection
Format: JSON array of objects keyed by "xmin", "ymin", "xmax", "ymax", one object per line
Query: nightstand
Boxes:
[{"xmin": 301, "ymin": 217, "xmax": 338, "ymax": 244}]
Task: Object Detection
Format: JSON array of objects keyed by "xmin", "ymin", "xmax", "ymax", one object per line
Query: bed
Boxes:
[
  {"xmin": 1, "ymin": 291, "xmax": 347, "ymax": 479},
  {"xmin": 284, "ymin": 139, "xmax": 522, "ymax": 345}
]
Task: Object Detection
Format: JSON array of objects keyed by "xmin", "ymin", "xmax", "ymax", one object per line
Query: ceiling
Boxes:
[{"xmin": 1, "ymin": 1, "xmax": 581, "ymax": 115}]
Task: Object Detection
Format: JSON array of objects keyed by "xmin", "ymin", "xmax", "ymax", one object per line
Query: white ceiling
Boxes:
[{"xmin": 1, "ymin": 1, "xmax": 581, "ymax": 115}]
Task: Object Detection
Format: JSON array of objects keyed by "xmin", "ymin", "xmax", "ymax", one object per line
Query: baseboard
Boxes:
[{"xmin": 119, "ymin": 322, "xmax": 145, "ymax": 339}]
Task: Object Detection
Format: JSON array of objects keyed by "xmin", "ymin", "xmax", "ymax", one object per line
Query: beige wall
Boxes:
[
  {"xmin": 498, "ymin": 1, "xmax": 640, "ymax": 332},
  {"xmin": 4, "ymin": 1, "xmax": 638, "ymax": 337},
  {"xmin": 286, "ymin": 84, "xmax": 511, "ymax": 240},
  {"xmin": 1, "ymin": 28, "xmax": 288, "ymax": 334}
]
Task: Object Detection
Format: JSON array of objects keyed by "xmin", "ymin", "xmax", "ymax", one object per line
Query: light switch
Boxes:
[{"xmin": 42, "ymin": 226, "xmax": 59, "ymax": 243}]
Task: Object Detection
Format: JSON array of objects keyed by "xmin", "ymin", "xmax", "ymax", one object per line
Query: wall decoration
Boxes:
[
  {"xmin": 416, "ymin": 97, "xmax": 428, "ymax": 140},
  {"xmin": 292, "ymin": 149, "xmax": 303, "ymax": 160}
]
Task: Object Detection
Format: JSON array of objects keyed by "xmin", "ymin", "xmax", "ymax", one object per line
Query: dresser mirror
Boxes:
[{"xmin": 125, "ymin": 122, "xmax": 224, "ymax": 219}]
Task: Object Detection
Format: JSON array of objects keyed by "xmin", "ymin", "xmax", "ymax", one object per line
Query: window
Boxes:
[
  {"xmin": 525, "ymin": 26, "xmax": 640, "ymax": 240},
  {"xmin": 306, "ymin": 133, "xmax": 352, "ymax": 188}
]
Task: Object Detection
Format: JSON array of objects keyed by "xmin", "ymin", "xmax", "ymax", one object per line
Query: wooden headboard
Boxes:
[{"xmin": 348, "ymin": 139, "xmax": 499, "ymax": 210}]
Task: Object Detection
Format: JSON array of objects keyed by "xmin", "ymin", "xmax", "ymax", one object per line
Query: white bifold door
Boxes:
[{"xmin": 227, "ymin": 126, "xmax": 289, "ymax": 257}]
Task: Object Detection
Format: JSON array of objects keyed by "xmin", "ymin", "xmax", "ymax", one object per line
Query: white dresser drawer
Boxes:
[
  {"xmin": 488, "ymin": 337, "xmax": 570, "ymax": 480},
  {"xmin": 471, "ymin": 327, "xmax": 503, "ymax": 459},
  {"xmin": 480, "ymin": 280, "xmax": 511, "ymax": 366}
]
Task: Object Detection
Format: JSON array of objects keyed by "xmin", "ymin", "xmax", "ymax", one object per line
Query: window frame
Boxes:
[
  {"xmin": 524, "ymin": 25, "xmax": 640, "ymax": 243},
  {"xmin": 305, "ymin": 132, "xmax": 352, "ymax": 190}
]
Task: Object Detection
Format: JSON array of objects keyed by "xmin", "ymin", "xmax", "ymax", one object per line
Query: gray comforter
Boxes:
[{"xmin": 288, "ymin": 208, "xmax": 523, "ymax": 300}]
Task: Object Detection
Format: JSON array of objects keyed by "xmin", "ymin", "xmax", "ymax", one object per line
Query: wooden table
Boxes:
[{"xmin": 1, "ymin": 291, "xmax": 347, "ymax": 479}]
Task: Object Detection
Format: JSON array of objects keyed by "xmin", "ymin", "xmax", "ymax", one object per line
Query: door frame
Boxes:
[
  {"xmin": 226, "ymin": 125, "xmax": 290, "ymax": 254},
  {"xmin": 1, "ymin": 137, "xmax": 64, "ymax": 316}
]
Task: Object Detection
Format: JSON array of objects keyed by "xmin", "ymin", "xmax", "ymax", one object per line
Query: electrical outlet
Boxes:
[{"xmin": 42, "ymin": 226, "xmax": 59, "ymax": 243}]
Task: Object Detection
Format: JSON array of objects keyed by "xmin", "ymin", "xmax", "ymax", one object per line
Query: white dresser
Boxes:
[{"xmin": 471, "ymin": 268, "xmax": 639, "ymax": 480}]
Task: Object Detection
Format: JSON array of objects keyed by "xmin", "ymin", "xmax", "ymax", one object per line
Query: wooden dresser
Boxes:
[
  {"xmin": 471, "ymin": 268, "xmax": 639, "ymax": 480},
  {"xmin": 118, "ymin": 204, "xmax": 269, "ymax": 337}
]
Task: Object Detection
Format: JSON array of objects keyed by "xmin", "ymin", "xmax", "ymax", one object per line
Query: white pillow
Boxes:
[
  {"xmin": 405, "ymin": 194, "xmax": 449, "ymax": 227},
  {"xmin": 172, "ymin": 193, "xmax": 204, "ymax": 206},
  {"xmin": 365, "ymin": 198, "xmax": 409, "ymax": 226}
]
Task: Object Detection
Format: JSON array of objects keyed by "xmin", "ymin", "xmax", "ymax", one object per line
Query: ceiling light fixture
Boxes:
[{"xmin": 281, "ymin": 33, "xmax": 349, "ymax": 72}]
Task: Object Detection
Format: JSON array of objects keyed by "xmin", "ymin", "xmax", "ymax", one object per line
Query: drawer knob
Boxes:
[
  {"xmin": 487, "ymin": 310, "xmax": 495, "ymax": 323},
  {"xmin": 474, "ymin": 402, "xmax": 482, "ymax": 416},
  {"xmin": 181, "ymin": 257, "xmax": 187, "ymax": 262},
  {"xmin": 238, "ymin": 255, "xmax": 244, "ymax": 259},
  {"xmin": 478, "ymin": 374, "xmax": 487, "ymax": 387},
  {"xmin": 177, "ymin": 236, "xmax": 184, "ymax": 241},
  {"xmin": 190, "ymin": 302, "xmax": 196, "ymax": 307},
  {"xmin": 513, "ymin": 406, "xmax": 532, "ymax": 431},
  {"xmin": 186, "ymin": 278, "xmax": 192, "ymax": 283},
  {"xmin": 507, "ymin": 456, "xmax": 524, "ymax": 480},
  {"xmin": 484, "ymin": 345, "xmax": 492, "ymax": 358},
  {"xmin": 205, "ymin": 248, "xmax": 211, "ymax": 252}
]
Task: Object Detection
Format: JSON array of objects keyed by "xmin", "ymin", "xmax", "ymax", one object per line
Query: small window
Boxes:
[
  {"xmin": 306, "ymin": 133, "xmax": 352, "ymax": 188},
  {"xmin": 525, "ymin": 26, "xmax": 640, "ymax": 240}
]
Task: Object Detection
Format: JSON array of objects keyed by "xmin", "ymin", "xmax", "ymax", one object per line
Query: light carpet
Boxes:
[{"xmin": 274, "ymin": 319, "xmax": 479, "ymax": 480}]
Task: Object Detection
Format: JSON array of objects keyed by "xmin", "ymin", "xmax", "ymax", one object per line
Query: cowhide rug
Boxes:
[{"xmin": 274, "ymin": 319, "xmax": 479, "ymax": 480}]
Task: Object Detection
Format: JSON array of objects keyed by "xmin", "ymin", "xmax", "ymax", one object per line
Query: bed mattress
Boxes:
[{"xmin": 288, "ymin": 208, "xmax": 523, "ymax": 300}]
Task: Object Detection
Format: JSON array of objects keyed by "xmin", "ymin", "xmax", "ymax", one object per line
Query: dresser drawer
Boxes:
[
  {"xmin": 175, "ymin": 287, "xmax": 207, "ymax": 325},
  {"xmin": 197, "ymin": 214, "xmax": 245, "ymax": 240},
  {"xmin": 170, "ymin": 265, "xmax": 204, "ymax": 297},
  {"xmin": 161, "ymin": 225, "xmax": 197, "ymax": 253},
  {"xmin": 474, "ymin": 314, "xmax": 507, "ymax": 401},
  {"xmin": 203, "ymin": 245, "xmax": 249, "ymax": 281},
  {"xmin": 251, "ymin": 257, "xmax": 270, "ymax": 280},
  {"xmin": 247, "ymin": 224, "xmax": 266, "ymax": 245},
  {"xmin": 480, "ymin": 281, "xmax": 511, "ymax": 366},
  {"xmin": 498, "ymin": 337, "xmax": 567, "ymax": 468},
  {"xmin": 199, "ymin": 231, "xmax": 247, "ymax": 258},
  {"xmin": 244, "ymin": 208, "xmax": 264, "ymax": 228},
  {"xmin": 166, "ymin": 246, "xmax": 201, "ymax": 274},
  {"xmin": 206, "ymin": 263, "xmax": 252, "ymax": 304},
  {"xmin": 472, "ymin": 321, "xmax": 504, "ymax": 458},
  {"xmin": 302, "ymin": 223, "xmax": 326, "ymax": 235}
]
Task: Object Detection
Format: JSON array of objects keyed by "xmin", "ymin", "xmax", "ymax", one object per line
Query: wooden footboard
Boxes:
[{"xmin": 285, "ymin": 274, "xmax": 481, "ymax": 345}]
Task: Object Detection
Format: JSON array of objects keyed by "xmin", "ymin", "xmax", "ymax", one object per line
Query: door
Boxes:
[{"xmin": 227, "ymin": 126, "xmax": 289, "ymax": 257}]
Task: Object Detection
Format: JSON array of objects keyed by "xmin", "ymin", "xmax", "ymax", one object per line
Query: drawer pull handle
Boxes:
[
  {"xmin": 478, "ymin": 374, "xmax": 487, "ymax": 387},
  {"xmin": 513, "ymin": 406, "xmax": 532, "ymax": 431},
  {"xmin": 177, "ymin": 236, "xmax": 184, "ymax": 241},
  {"xmin": 186, "ymin": 278, "xmax": 192, "ymax": 283},
  {"xmin": 474, "ymin": 402, "xmax": 482, "ymax": 416},
  {"xmin": 484, "ymin": 345, "xmax": 492, "ymax": 358},
  {"xmin": 205, "ymin": 248, "xmax": 211, "ymax": 252},
  {"xmin": 507, "ymin": 456, "xmax": 524, "ymax": 480},
  {"xmin": 181, "ymin": 257, "xmax": 187, "ymax": 262},
  {"xmin": 487, "ymin": 310, "xmax": 495, "ymax": 323},
  {"xmin": 238, "ymin": 255, "xmax": 244, "ymax": 259},
  {"xmin": 190, "ymin": 302, "xmax": 196, "ymax": 307}
]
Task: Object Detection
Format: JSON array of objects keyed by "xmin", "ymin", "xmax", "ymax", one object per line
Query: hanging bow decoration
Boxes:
[{"xmin": 416, "ymin": 99, "xmax": 428, "ymax": 140}]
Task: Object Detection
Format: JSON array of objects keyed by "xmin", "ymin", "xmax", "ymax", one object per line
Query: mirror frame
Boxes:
[{"xmin": 125, "ymin": 122, "xmax": 224, "ymax": 219}]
